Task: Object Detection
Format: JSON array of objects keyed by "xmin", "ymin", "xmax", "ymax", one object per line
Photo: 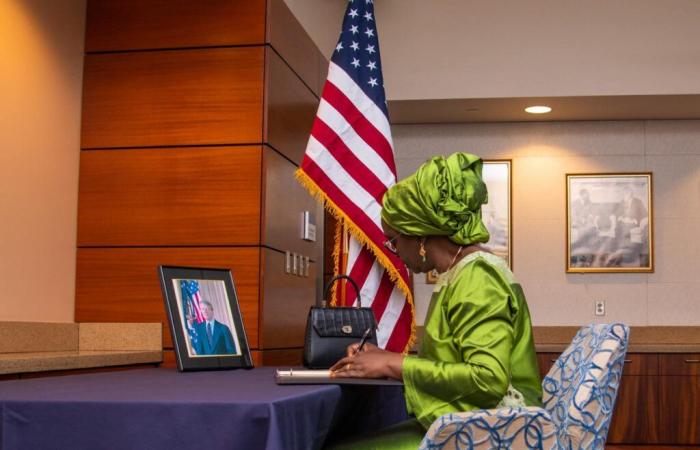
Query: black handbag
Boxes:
[{"xmin": 303, "ymin": 275, "xmax": 378, "ymax": 369}]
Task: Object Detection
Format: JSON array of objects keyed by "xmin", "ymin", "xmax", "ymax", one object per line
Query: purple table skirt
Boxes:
[{"xmin": 0, "ymin": 367, "xmax": 408, "ymax": 450}]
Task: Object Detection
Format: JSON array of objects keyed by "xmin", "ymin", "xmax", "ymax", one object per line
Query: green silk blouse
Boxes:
[{"xmin": 402, "ymin": 251, "xmax": 543, "ymax": 429}]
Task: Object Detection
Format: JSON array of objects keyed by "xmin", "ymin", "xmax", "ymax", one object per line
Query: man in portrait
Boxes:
[
  {"xmin": 570, "ymin": 188, "xmax": 601, "ymax": 266},
  {"xmin": 607, "ymin": 186, "xmax": 649, "ymax": 266},
  {"xmin": 191, "ymin": 301, "xmax": 238, "ymax": 356}
]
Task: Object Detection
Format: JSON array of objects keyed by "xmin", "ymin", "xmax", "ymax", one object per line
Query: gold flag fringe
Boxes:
[
  {"xmin": 327, "ymin": 217, "xmax": 343, "ymax": 307},
  {"xmin": 295, "ymin": 167, "xmax": 417, "ymax": 353}
]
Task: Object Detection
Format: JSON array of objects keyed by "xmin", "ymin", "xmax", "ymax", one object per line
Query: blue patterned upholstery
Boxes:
[{"xmin": 419, "ymin": 323, "xmax": 630, "ymax": 450}]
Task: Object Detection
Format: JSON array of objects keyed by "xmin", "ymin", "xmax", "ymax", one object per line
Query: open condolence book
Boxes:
[{"xmin": 275, "ymin": 369, "xmax": 403, "ymax": 386}]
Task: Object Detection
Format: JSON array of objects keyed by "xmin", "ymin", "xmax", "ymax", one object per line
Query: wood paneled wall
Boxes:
[
  {"xmin": 82, "ymin": 48, "xmax": 265, "ymax": 148},
  {"xmin": 78, "ymin": 146, "xmax": 263, "ymax": 245},
  {"xmin": 86, "ymin": 1, "xmax": 266, "ymax": 51},
  {"xmin": 77, "ymin": 0, "xmax": 324, "ymax": 364},
  {"xmin": 76, "ymin": 247, "xmax": 261, "ymax": 348}
]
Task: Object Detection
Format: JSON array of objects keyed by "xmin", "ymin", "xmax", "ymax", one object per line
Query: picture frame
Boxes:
[
  {"xmin": 159, "ymin": 266, "xmax": 253, "ymax": 371},
  {"xmin": 566, "ymin": 173, "xmax": 653, "ymax": 273},
  {"xmin": 481, "ymin": 160, "xmax": 512, "ymax": 268},
  {"xmin": 427, "ymin": 159, "xmax": 512, "ymax": 284}
]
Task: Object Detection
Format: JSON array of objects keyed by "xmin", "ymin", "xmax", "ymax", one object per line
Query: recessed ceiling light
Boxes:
[{"xmin": 525, "ymin": 105, "xmax": 552, "ymax": 114}]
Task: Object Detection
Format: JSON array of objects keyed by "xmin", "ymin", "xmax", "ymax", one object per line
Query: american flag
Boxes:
[
  {"xmin": 180, "ymin": 279, "xmax": 205, "ymax": 324},
  {"xmin": 296, "ymin": 0, "xmax": 414, "ymax": 352}
]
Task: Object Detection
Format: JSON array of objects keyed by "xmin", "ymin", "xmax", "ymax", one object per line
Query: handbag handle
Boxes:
[{"xmin": 323, "ymin": 274, "xmax": 362, "ymax": 308}]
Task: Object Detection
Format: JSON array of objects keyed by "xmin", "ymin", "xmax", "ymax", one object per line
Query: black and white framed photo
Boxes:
[
  {"xmin": 566, "ymin": 173, "xmax": 653, "ymax": 273},
  {"xmin": 159, "ymin": 266, "xmax": 253, "ymax": 371},
  {"xmin": 481, "ymin": 160, "xmax": 512, "ymax": 268},
  {"xmin": 427, "ymin": 159, "xmax": 512, "ymax": 284}
]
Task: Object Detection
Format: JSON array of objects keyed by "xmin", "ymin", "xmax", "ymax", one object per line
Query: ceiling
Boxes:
[{"xmin": 285, "ymin": 0, "xmax": 700, "ymax": 123}]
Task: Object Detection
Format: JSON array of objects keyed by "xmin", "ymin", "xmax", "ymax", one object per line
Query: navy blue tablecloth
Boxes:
[{"xmin": 0, "ymin": 367, "xmax": 408, "ymax": 450}]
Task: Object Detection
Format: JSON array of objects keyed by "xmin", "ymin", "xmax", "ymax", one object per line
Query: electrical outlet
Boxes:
[{"xmin": 595, "ymin": 300, "xmax": 605, "ymax": 316}]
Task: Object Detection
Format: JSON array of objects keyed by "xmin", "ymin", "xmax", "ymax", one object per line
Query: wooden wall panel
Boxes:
[
  {"xmin": 266, "ymin": 0, "xmax": 322, "ymax": 96},
  {"xmin": 261, "ymin": 146, "xmax": 322, "ymax": 259},
  {"xmin": 86, "ymin": 0, "xmax": 266, "ymax": 52},
  {"xmin": 163, "ymin": 349, "xmax": 302, "ymax": 368},
  {"xmin": 259, "ymin": 348, "xmax": 303, "ymax": 366},
  {"xmin": 260, "ymin": 249, "xmax": 317, "ymax": 349},
  {"xmin": 78, "ymin": 146, "xmax": 262, "ymax": 246},
  {"xmin": 75, "ymin": 247, "xmax": 260, "ymax": 349},
  {"xmin": 264, "ymin": 48, "xmax": 318, "ymax": 165},
  {"xmin": 82, "ymin": 47, "xmax": 264, "ymax": 149}
]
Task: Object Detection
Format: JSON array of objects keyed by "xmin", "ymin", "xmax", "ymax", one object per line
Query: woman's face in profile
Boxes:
[{"xmin": 381, "ymin": 221, "xmax": 426, "ymax": 273}]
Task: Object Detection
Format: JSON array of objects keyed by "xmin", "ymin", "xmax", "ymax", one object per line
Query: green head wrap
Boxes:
[{"xmin": 381, "ymin": 152, "xmax": 490, "ymax": 245}]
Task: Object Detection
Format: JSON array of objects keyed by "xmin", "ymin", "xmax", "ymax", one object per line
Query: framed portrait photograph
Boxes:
[
  {"xmin": 159, "ymin": 266, "xmax": 253, "ymax": 371},
  {"xmin": 427, "ymin": 159, "xmax": 512, "ymax": 284},
  {"xmin": 481, "ymin": 160, "xmax": 512, "ymax": 268},
  {"xmin": 566, "ymin": 173, "xmax": 653, "ymax": 273}
]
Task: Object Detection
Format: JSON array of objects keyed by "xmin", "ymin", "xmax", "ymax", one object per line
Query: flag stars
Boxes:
[
  {"xmin": 368, "ymin": 77, "xmax": 378, "ymax": 87},
  {"xmin": 364, "ymin": 11, "xmax": 373, "ymax": 21},
  {"xmin": 348, "ymin": 8, "xmax": 359, "ymax": 18},
  {"xmin": 365, "ymin": 44, "xmax": 376, "ymax": 54},
  {"xmin": 364, "ymin": 28, "xmax": 375, "ymax": 38},
  {"xmin": 349, "ymin": 24, "xmax": 359, "ymax": 34},
  {"xmin": 350, "ymin": 41, "xmax": 360, "ymax": 51},
  {"xmin": 367, "ymin": 60, "xmax": 377, "ymax": 70},
  {"xmin": 351, "ymin": 57, "xmax": 361, "ymax": 68}
]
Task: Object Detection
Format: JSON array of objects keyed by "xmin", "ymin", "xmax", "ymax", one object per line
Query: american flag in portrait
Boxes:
[
  {"xmin": 296, "ymin": 0, "xmax": 414, "ymax": 352},
  {"xmin": 180, "ymin": 279, "xmax": 206, "ymax": 348}
]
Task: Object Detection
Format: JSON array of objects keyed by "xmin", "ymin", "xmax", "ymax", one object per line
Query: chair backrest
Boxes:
[{"xmin": 542, "ymin": 323, "xmax": 629, "ymax": 449}]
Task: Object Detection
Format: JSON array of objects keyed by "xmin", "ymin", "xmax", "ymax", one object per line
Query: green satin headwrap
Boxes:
[{"xmin": 381, "ymin": 152, "xmax": 490, "ymax": 245}]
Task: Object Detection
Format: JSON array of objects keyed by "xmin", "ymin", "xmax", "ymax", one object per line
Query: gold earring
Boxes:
[{"xmin": 419, "ymin": 239, "xmax": 427, "ymax": 263}]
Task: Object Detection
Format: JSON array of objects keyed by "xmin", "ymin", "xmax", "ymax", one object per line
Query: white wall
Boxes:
[
  {"xmin": 0, "ymin": 0, "xmax": 86, "ymax": 321},
  {"xmin": 394, "ymin": 120, "xmax": 700, "ymax": 326},
  {"xmin": 285, "ymin": 0, "xmax": 700, "ymax": 100}
]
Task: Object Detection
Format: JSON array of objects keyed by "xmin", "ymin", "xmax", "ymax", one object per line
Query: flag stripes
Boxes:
[{"xmin": 296, "ymin": 0, "xmax": 414, "ymax": 353}]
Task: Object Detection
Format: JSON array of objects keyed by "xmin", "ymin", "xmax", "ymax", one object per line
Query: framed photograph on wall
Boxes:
[
  {"xmin": 481, "ymin": 160, "xmax": 512, "ymax": 268},
  {"xmin": 427, "ymin": 159, "xmax": 512, "ymax": 284},
  {"xmin": 566, "ymin": 173, "xmax": 653, "ymax": 273},
  {"xmin": 159, "ymin": 266, "xmax": 253, "ymax": 371}
]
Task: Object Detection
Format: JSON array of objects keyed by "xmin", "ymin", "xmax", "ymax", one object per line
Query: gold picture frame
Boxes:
[
  {"xmin": 426, "ymin": 159, "xmax": 512, "ymax": 284},
  {"xmin": 566, "ymin": 173, "xmax": 653, "ymax": 273}
]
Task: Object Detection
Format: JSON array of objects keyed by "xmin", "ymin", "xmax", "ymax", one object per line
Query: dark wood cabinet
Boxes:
[
  {"xmin": 535, "ymin": 352, "xmax": 700, "ymax": 444},
  {"xmin": 607, "ymin": 374, "xmax": 660, "ymax": 443},
  {"xmin": 659, "ymin": 375, "xmax": 698, "ymax": 444},
  {"xmin": 658, "ymin": 354, "xmax": 700, "ymax": 444},
  {"xmin": 536, "ymin": 352, "xmax": 559, "ymax": 380}
]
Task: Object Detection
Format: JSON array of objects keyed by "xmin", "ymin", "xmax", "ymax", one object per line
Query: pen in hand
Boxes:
[{"xmin": 355, "ymin": 327, "xmax": 372, "ymax": 354}]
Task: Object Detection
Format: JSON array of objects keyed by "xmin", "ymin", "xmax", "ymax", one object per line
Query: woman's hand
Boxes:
[{"xmin": 330, "ymin": 343, "xmax": 404, "ymax": 380}]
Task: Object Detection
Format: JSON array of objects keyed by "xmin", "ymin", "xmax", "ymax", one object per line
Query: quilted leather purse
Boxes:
[{"xmin": 303, "ymin": 275, "xmax": 378, "ymax": 369}]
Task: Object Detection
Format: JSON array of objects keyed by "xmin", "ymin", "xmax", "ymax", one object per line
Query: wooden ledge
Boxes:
[{"xmin": 0, "ymin": 322, "xmax": 162, "ymax": 375}]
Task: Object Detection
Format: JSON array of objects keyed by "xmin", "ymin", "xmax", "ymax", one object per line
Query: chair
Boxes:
[{"xmin": 419, "ymin": 323, "xmax": 630, "ymax": 450}]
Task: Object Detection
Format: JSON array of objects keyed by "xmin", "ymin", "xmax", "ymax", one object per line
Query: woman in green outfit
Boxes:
[{"xmin": 329, "ymin": 153, "xmax": 542, "ymax": 449}]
